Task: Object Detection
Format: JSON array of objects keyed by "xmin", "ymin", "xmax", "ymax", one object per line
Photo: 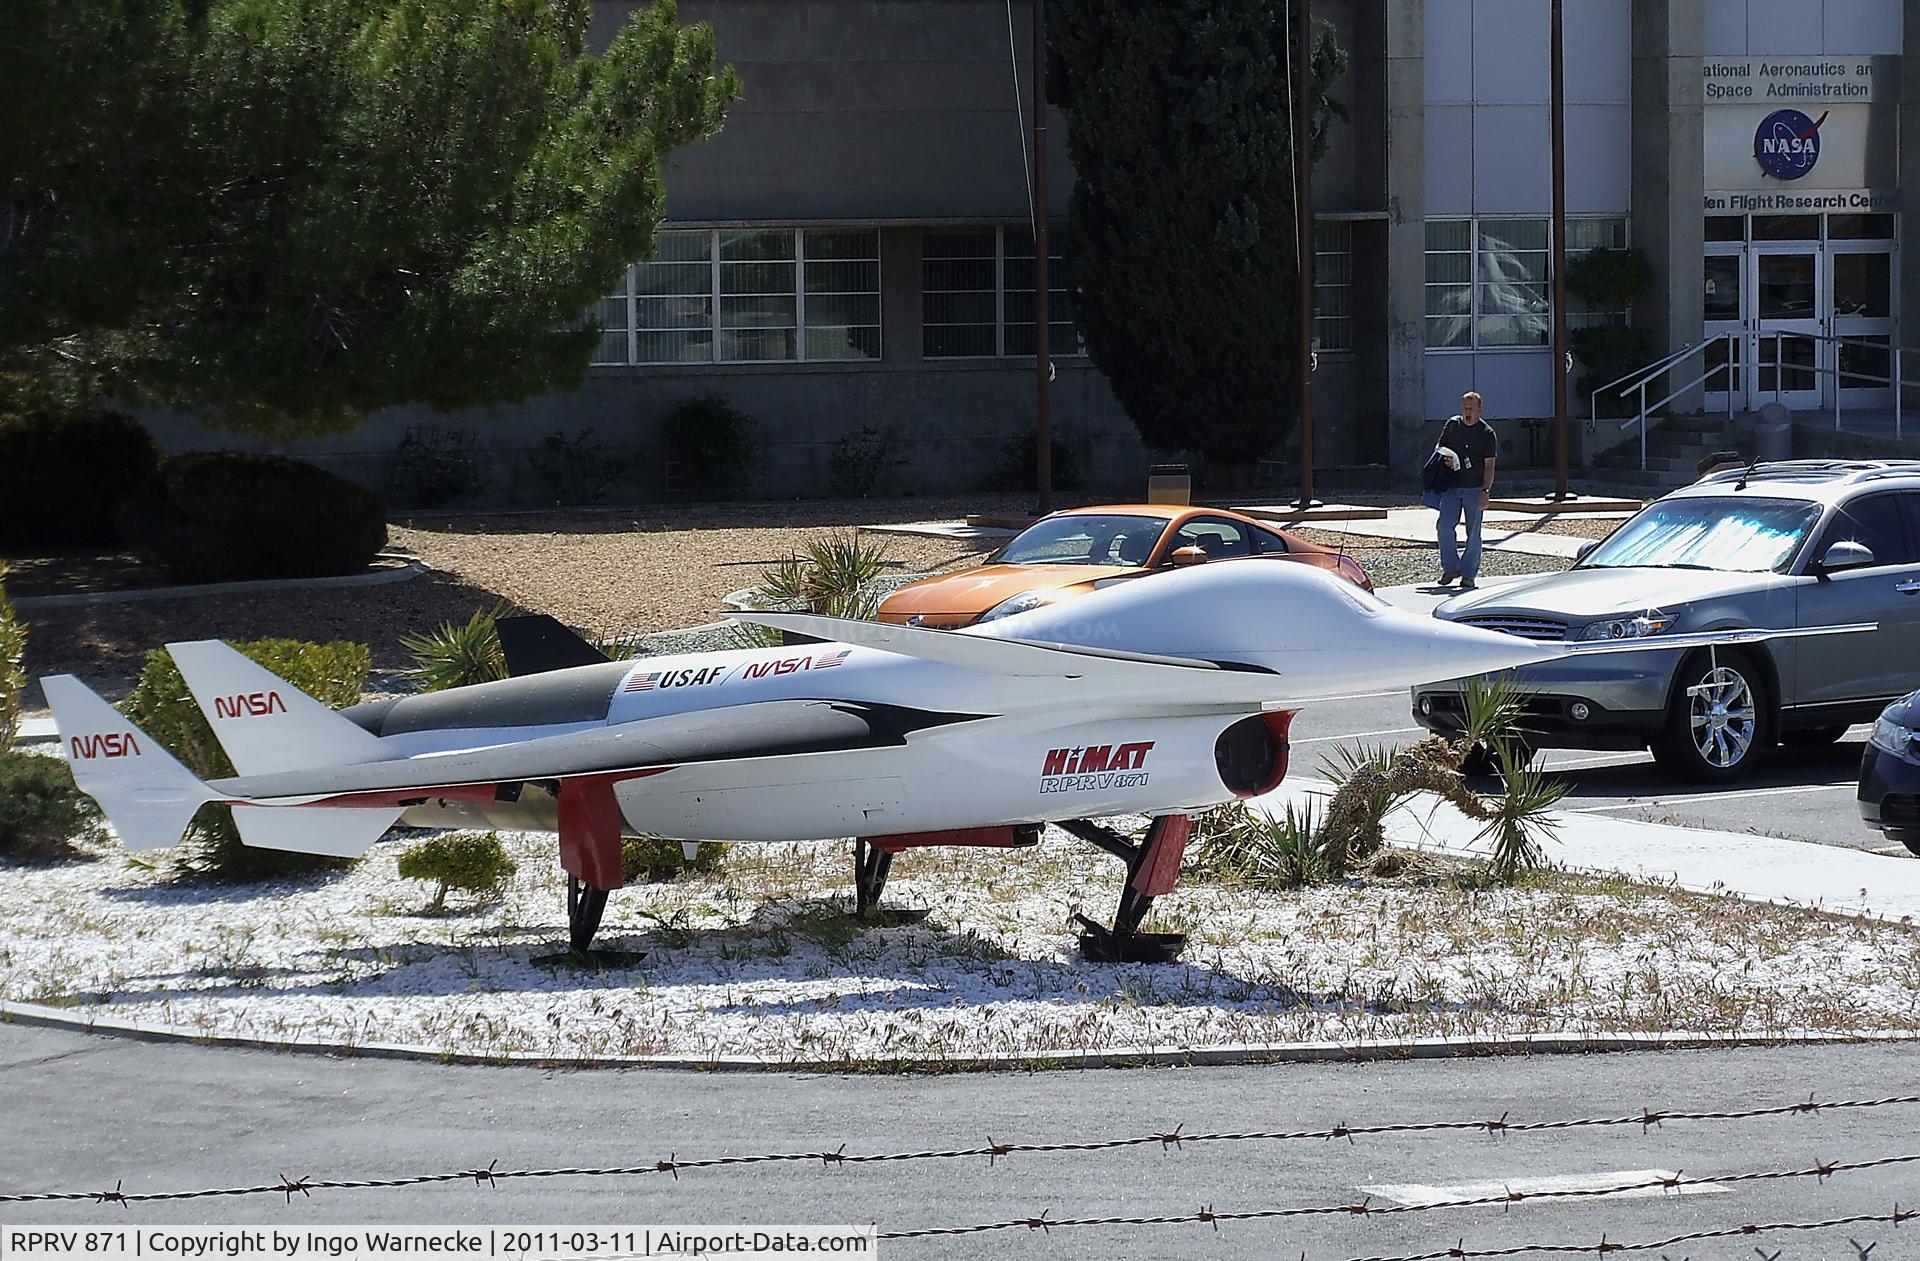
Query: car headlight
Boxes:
[
  {"xmin": 1870, "ymin": 714, "xmax": 1917, "ymax": 760},
  {"xmin": 978, "ymin": 591, "xmax": 1053, "ymax": 624},
  {"xmin": 1577, "ymin": 611, "xmax": 1675, "ymax": 641}
]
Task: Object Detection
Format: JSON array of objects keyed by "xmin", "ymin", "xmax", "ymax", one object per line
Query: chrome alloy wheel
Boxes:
[{"xmin": 1688, "ymin": 666, "xmax": 1757, "ymax": 769}]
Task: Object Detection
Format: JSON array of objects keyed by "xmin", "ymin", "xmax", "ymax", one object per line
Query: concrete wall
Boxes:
[
  {"xmin": 1421, "ymin": 0, "xmax": 1633, "ymax": 425},
  {"xmin": 1630, "ymin": 0, "xmax": 1706, "ymax": 412}
]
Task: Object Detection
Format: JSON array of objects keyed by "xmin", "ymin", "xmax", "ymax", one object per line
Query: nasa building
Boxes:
[{"xmin": 171, "ymin": 0, "xmax": 1920, "ymax": 500}]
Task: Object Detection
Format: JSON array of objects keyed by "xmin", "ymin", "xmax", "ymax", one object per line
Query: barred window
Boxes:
[
  {"xmin": 803, "ymin": 229, "xmax": 882, "ymax": 361},
  {"xmin": 1313, "ymin": 222, "xmax": 1353, "ymax": 353},
  {"xmin": 592, "ymin": 228, "xmax": 881, "ymax": 365},
  {"xmin": 719, "ymin": 229, "xmax": 797, "ymax": 363},
  {"xmin": 633, "ymin": 230, "xmax": 714, "ymax": 365},
  {"xmin": 1004, "ymin": 227, "xmax": 1081, "ymax": 357},
  {"xmin": 1425, "ymin": 217, "xmax": 1629, "ymax": 349},
  {"xmin": 922, "ymin": 231, "xmax": 999, "ymax": 357},
  {"xmin": 591, "ymin": 271, "xmax": 633, "ymax": 366},
  {"xmin": 922, "ymin": 226, "xmax": 1082, "ymax": 358}
]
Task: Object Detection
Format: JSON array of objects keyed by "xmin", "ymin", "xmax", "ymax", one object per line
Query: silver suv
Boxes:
[{"xmin": 1411, "ymin": 460, "xmax": 1920, "ymax": 781}]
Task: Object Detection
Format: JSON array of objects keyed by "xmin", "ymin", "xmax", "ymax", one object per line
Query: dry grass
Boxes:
[{"xmin": 6, "ymin": 827, "xmax": 1920, "ymax": 1068}]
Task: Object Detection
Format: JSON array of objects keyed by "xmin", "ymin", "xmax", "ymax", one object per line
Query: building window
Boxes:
[
  {"xmin": 922, "ymin": 230, "xmax": 999, "ymax": 357},
  {"xmin": 922, "ymin": 226, "xmax": 1083, "ymax": 358},
  {"xmin": 1425, "ymin": 217, "xmax": 1628, "ymax": 350},
  {"xmin": 1313, "ymin": 222, "xmax": 1353, "ymax": 353},
  {"xmin": 593, "ymin": 228, "xmax": 881, "ymax": 366},
  {"xmin": 803, "ymin": 229, "xmax": 882, "ymax": 360},
  {"xmin": 634, "ymin": 229, "xmax": 715, "ymax": 364}
]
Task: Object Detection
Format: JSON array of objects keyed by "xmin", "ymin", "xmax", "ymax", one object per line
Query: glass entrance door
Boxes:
[
  {"xmin": 1831, "ymin": 244, "xmax": 1896, "ymax": 408},
  {"xmin": 1750, "ymin": 247, "xmax": 1824, "ymax": 411},
  {"xmin": 1702, "ymin": 247, "xmax": 1744, "ymax": 412}
]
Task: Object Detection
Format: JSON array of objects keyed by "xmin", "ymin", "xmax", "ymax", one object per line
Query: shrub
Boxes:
[
  {"xmin": 0, "ymin": 751, "xmax": 102, "ymax": 862},
  {"xmin": 755, "ymin": 531, "xmax": 892, "ymax": 619},
  {"xmin": 529, "ymin": 429, "xmax": 630, "ymax": 505},
  {"xmin": 622, "ymin": 835, "xmax": 723, "ymax": 883},
  {"xmin": 828, "ymin": 425, "xmax": 902, "ymax": 498},
  {"xmin": 661, "ymin": 398, "xmax": 755, "ymax": 499},
  {"xmin": 982, "ymin": 432, "xmax": 1083, "ymax": 493},
  {"xmin": 122, "ymin": 637, "xmax": 371, "ymax": 880},
  {"xmin": 388, "ymin": 426, "xmax": 483, "ymax": 508},
  {"xmin": 118, "ymin": 452, "xmax": 388, "ymax": 582},
  {"xmin": 396, "ymin": 831, "xmax": 517, "ymax": 910},
  {"xmin": 0, "ymin": 563, "xmax": 25, "ymax": 751},
  {"xmin": 1571, "ymin": 325, "xmax": 1653, "ymax": 417},
  {"xmin": 403, "ymin": 606, "xmax": 510, "ymax": 692},
  {"xmin": 0, "ymin": 406, "xmax": 160, "ymax": 548},
  {"xmin": 1187, "ymin": 801, "xmax": 1332, "ymax": 889}
]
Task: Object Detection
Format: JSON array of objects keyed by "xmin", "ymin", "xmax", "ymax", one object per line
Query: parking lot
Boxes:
[{"xmin": 1299, "ymin": 577, "xmax": 1890, "ymax": 856}]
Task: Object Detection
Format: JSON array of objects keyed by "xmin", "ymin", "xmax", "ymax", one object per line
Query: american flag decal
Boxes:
[
  {"xmin": 624, "ymin": 670, "xmax": 661, "ymax": 692},
  {"xmin": 814, "ymin": 649, "xmax": 851, "ymax": 669}
]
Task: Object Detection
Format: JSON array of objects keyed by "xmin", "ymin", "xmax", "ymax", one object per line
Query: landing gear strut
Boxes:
[
  {"xmin": 853, "ymin": 839, "xmax": 895, "ymax": 918},
  {"xmin": 566, "ymin": 875, "xmax": 609, "ymax": 953},
  {"xmin": 1059, "ymin": 814, "xmax": 1193, "ymax": 964}
]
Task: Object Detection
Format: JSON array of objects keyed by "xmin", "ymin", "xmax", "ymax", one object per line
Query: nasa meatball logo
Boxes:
[{"xmin": 1753, "ymin": 108, "xmax": 1827, "ymax": 181}]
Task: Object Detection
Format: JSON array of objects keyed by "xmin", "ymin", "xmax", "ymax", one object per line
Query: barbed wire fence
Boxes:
[{"xmin": 4, "ymin": 1091, "xmax": 1918, "ymax": 1256}]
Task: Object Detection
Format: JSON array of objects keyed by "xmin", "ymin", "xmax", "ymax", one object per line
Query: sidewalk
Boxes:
[
  {"xmin": 1254, "ymin": 776, "xmax": 1920, "ymax": 923},
  {"xmin": 1304, "ymin": 507, "xmax": 1631, "ymax": 560}
]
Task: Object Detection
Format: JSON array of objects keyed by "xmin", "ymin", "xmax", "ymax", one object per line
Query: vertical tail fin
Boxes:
[
  {"xmin": 42, "ymin": 676, "xmax": 215, "ymax": 851},
  {"xmin": 164, "ymin": 640, "xmax": 392, "ymax": 776}
]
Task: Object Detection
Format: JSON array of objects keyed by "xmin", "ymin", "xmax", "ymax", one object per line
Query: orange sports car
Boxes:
[{"xmin": 877, "ymin": 504, "xmax": 1374, "ymax": 628}]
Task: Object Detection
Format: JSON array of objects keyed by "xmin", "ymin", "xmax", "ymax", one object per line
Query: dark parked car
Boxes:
[{"xmin": 1860, "ymin": 689, "xmax": 1920, "ymax": 854}]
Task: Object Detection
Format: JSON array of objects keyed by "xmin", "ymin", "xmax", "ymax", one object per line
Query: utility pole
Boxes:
[
  {"xmin": 1032, "ymin": 0, "xmax": 1054, "ymax": 515},
  {"xmin": 1549, "ymin": 0, "xmax": 1570, "ymax": 500},
  {"xmin": 1292, "ymin": 0, "xmax": 1317, "ymax": 509}
]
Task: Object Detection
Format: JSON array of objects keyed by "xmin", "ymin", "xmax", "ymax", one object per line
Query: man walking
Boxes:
[{"xmin": 1435, "ymin": 390, "xmax": 1497, "ymax": 590}]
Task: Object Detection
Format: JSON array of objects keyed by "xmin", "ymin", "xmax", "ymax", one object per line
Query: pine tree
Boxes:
[
  {"xmin": 1049, "ymin": 0, "xmax": 1347, "ymax": 486},
  {"xmin": 1, "ymin": 0, "xmax": 738, "ymax": 438}
]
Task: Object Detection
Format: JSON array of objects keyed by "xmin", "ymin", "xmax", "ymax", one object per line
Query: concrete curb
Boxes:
[
  {"xmin": 4, "ymin": 997, "xmax": 1914, "ymax": 1073},
  {"xmin": 12, "ymin": 557, "xmax": 430, "ymax": 611}
]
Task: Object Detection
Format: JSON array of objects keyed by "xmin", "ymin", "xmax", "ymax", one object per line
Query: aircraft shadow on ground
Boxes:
[
  {"xmin": 1468, "ymin": 739, "xmax": 1869, "ymax": 802},
  {"xmin": 69, "ymin": 894, "xmax": 1506, "ymax": 1023}
]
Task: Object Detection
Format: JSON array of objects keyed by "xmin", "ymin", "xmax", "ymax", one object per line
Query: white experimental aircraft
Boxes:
[{"xmin": 43, "ymin": 561, "xmax": 1851, "ymax": 961}]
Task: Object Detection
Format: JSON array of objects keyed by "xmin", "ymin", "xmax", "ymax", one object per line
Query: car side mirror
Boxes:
[
  {"xmin": 1817, "ymin": 539, "xmax": 1876, "ymax": 574},
  {"xmin": 1575, "ymin": 540, "xmax": 1599, "ymax": 562},
  {"xmin": 1169, "ymin": 545, "xmax": 1209, "ymax": 567}
]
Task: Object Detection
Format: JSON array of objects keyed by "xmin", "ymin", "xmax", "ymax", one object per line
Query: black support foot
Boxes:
[{"xmin": 854, "ymin": 839, "xmax": 895, "ymax": 918}]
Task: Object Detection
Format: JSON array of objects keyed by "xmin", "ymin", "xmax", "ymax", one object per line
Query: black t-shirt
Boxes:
[{"xmin": 1440, "ymin": 417, "xmax": 1498, "ymax": 478}]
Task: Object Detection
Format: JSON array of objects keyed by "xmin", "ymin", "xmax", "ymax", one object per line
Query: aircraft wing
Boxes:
[
  {"xmin": 731, "ymin": 611, "xmax": 1228, "ymax": 677},
  {"xmin": 211, "ymin": 698, "xmax": 979, "ymax": 805}
]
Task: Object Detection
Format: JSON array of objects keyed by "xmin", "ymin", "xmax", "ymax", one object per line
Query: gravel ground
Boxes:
[
  {"xmin": 5, "ymin": 822, "xmax": 1918, "ymax": 1067},
  {"xmin": 1288, "ymin": 529, "xmax": 1573, "ymax": 588},
  {"xmin": 387, "ymin": 497, "xmax": 1006, "ymax": 641}
]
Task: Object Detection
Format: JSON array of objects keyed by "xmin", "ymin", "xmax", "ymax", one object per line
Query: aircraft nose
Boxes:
[{"xmin": 1416, "ymin": 617, "xmax": 1561, "ymax": 683}]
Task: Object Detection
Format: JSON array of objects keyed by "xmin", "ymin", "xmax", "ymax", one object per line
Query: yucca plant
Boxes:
[
  {"xmin": 403, "ymin": 605, "xmax": 510, "ymax": 692},
  {"xmin": 0, "ymin": 562, "xmax": 25, "ymax": 752},
  {"xmin": 1258, "ymin": 802, "xmax": 1332, "ymax": 889},
  {"xmin": 801, "ymin": 532, "xmax": 890, "ymax": 615},
  {"xmin": 1478, "ymin": 745, "xmax": 1567, "ymax": 883},
  {"xmin": 1459, "ymin": 674, "xmax": 1536, "ymax": 772},
  {"xmin": 1317, "ymin": 741, "xmax": 1403, "ymax": 867}
]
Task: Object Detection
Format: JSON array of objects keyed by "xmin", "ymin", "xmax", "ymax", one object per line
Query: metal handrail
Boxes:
[
  {"xmin": 1595, "ymin": 328, "xmax": 1920, "ymax": 471},
  {"xmin": 1749, "ymin": 329, "xmax": 1916, "ymax": 439},
  {"xmin": 1595, "ymin": 338, "xmax": 1711, "ymax": 401},
  {"xmin": 1593, "ymin": 333, "xmax": 1738, "ymax": 470}
]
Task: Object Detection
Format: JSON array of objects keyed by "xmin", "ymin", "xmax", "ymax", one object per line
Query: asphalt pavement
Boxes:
[
  {"xmin": 1306, "ymin": 580, "xmax": 1895, "ymax": 856},
  {"xmin": 2, "ymin": 1022, "xmax": 1915, "ymax": 1260}
]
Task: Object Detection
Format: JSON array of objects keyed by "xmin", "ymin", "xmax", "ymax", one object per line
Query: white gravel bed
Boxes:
[{"xmin": 4, "ymin": 826, "xmax": 1919, "ymax": 1068}]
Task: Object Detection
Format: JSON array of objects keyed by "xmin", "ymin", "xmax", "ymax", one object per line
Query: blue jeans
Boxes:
[{"xmin": 1436, "ymin": 487, "xmax": 1485, "ymax": 582}]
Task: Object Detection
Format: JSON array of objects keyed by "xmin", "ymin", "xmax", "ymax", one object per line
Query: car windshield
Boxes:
[
  {"xmin": 1580, "ymin": 496, "xmax": 1822, "ymax": 574},
  {"xmin": 995, "ymin": 514, "xmax": 1168, "ymax": 566}
]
